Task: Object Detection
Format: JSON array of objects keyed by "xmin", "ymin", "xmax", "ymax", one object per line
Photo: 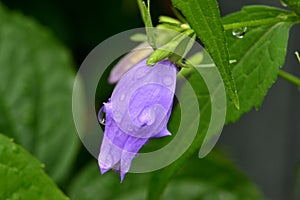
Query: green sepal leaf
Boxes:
[
  {"xmin": 159, "ymin": 16, "xmax": 181, "ymax": 25},
  {"xmin": 137, "ymin": 0, "xmax": 156, "ymax": 49},
  {"xmin": 0, "ymin": 3, "xmax": 79, "ymax": 183},
  {"xmin": 146, "ymin": 29, "xmax": 195, "ymax": 65},
  {"xmin": 172, "ymin": 0, "xmax": 240, "ymax": 109},
  {"xmin": 0, "ymin": 134, "xmax": 69, "ymax": 200},
  {"xmin": 156, "ymin": 23, "xmax": 185, "ymax": 33}
]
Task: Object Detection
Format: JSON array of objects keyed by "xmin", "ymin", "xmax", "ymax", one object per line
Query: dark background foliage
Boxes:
[{"xmin": 2, "ymin": 0, "xmax": 299, "ymax": 199}]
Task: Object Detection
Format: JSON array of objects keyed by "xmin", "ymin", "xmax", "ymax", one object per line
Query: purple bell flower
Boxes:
[{"xmin": 98, "ymin": 59, "xmax": 177, "ymax": 181}]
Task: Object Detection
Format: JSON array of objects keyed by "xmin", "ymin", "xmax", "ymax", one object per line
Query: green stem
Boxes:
[
  {"xmin": 224, "ymin": 18, "xmax": 280, "ymax": 30},
  {"xmin": 278, "ymin": 69, "xmax": 300, "ymax": 88},
  {"xmin": 223, "ymin": 14, "xmax": 299, "ymax": 30}
]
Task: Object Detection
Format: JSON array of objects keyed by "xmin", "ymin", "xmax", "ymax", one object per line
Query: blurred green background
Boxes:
[{"xmin": 1, "ymin": 0, "xmax": 299, "ymax": 199}]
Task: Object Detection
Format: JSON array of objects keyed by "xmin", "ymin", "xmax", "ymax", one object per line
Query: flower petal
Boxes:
[{"xmin": 110, "ymin": 59, "xmax": 177, "ymax": 138}]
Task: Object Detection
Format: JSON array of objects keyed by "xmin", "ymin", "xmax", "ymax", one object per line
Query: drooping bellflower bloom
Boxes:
[{"xmin": 98, "ymin": 59, "xmax": 177, "ymax": 181}]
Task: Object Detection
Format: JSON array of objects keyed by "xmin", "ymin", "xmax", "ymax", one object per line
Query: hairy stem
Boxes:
[{"xmin": 278, "ymin": 69, "xmax": 300, "ymax": 88}]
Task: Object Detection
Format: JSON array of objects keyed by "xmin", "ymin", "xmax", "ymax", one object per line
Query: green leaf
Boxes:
[
  {"xmin": 67, "ymin": 151, "xmax": 264, "ymax": 200},
  {"xmin": 281, "ymin": 0, "xmax": 300, "ymax": 16},
  {"xmin": 172, "ymin": 0, "xmax": 240, "ymax": 109},
  {"xmin": 0, "ymin": 4, "xmax": 79, "ymax": 183},
  {"xmin": 223, "ymin": 6, "xmax": 293, "ymax": 123},
  {"xmin": 0, "ymin": 134, "xmax": 69, "ymax": 200}
]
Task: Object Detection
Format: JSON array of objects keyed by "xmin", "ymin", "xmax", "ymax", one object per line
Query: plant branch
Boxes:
[
  {"xmin": 223, "ymin": 14, "xmax": 299, "ymax": 30},
  {"xmin": 278, "ymin": 69, "xmax": 300, "ymax": 88}
]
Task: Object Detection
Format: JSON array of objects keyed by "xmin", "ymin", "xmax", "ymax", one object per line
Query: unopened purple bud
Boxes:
[{"xmin": 108, "ymin": 42, "xmax": 153, "ymax": 84}]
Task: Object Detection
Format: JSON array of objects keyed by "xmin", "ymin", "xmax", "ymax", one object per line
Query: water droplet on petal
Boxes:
[
  {"xmin": 138, "ymin": 107, "xmax": 155, "ymax": 126},
  {"xmin": 280, "ymin": 0, "xmax": 287, "ymax": 7},
  {"xmin": 113, "ymin": 111, "xmax": 123, "ymax": 123},
  {"xmin": 134, "ymin": 67, "xmax": 148, "ymax": 80},
  {"xmin": 98, "ymin": 106, "xmax": 106, "ymax": 125},
  {"xmin": 232, "ymin": 27, "xmax": 247, "ymax": 39},
  {"xmin": 127, "ymin": 124, "xmax": 134, "ymax": 132},
  {"xmin": 120, "ymin": 94, "xmax": 126, "ymax": 101},
  {"xmin": 163, "ymin": 76, "xmax": 173, "ymax": 86}
]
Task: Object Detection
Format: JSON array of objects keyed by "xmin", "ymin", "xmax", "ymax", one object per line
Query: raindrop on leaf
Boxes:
[{"xmin": 232, "ymin": 27, "xmax": 247, "ymax": 39}]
